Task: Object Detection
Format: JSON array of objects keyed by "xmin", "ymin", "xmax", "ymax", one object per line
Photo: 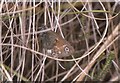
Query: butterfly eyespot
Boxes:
[{"xmin": 64, "ymin": 46, "xmax": 70, "ymax": 53}]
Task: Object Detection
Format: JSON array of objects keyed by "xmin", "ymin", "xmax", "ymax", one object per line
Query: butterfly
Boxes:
[{"xmin": 40, "ymin": 26, "xmax": 74, "ymax": 58}]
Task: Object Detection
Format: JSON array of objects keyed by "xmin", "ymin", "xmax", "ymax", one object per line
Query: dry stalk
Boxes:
[{"xmin": 77, "ymin": 24, "xmax": 120, "ymax": 81}]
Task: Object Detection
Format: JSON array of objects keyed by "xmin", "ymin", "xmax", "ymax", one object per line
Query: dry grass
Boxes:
[{"xmin": 0, "ymin": 1, "xmax": 120, "ymax": 82}]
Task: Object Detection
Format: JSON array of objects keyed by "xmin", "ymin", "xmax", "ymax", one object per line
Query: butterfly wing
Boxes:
[{"xmin": 41, "ymin": 28, "xmax": 74, "ymax": 57}]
